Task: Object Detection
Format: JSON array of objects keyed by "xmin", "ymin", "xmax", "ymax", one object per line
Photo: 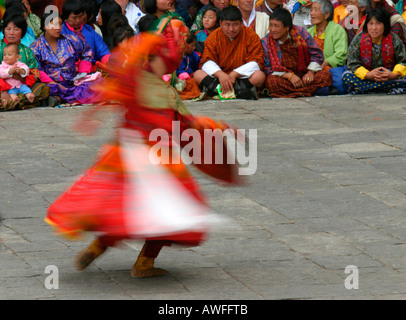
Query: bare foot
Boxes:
[
  {"xmin": 10, "ymin": 94, "xmax": 19, "ymax": 102},
  {"xmin": 26, "ymin": 93, "xmax": 35, "ymax": 103}
]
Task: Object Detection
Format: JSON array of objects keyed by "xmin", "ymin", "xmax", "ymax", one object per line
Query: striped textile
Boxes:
[
  {"xmin": 0, "ymin": 82, "xmax": 49, "ymax": 112},
  {"xmin": 199, "ymin": 26, "xmax": 264, "ymax": 73},
  {"xmin": 265, "ymin": 40, "xmax": 332, "ymax": 97}
]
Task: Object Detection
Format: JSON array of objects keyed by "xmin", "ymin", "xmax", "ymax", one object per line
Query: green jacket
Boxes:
[{"xmin": 308, "ymin": 21, "xmax": 348, "ymax": 68}]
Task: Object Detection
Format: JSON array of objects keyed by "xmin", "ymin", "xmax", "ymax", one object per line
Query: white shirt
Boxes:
[
  {"xmin": 125, "ymin": 2, "xmax": 145, "ymax": 31},
  {"xmin": 202, "ymin": 60, "xmax": 260, "ymax": 79}
]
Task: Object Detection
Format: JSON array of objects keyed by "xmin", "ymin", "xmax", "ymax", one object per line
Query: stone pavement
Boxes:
[{"xmin": 0, "ymin": 94, "xmax": 405, "ymax": 300}]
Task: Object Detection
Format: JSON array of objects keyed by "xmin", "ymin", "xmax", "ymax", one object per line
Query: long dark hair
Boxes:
[
  {"xmin": 99, "ymin": 0, "xmax": 122, "ymax": 37},
  {"xmin": 144, "ymin": 0, "xmax": 158, "ymax": 15}
]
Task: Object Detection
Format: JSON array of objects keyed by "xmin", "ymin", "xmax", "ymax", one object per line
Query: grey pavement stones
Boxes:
[{"xmin": 1, "ymin": 94, "xmax": 406, "ymax": 300}]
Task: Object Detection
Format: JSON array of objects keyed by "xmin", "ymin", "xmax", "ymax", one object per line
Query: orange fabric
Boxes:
[
  {"xmin": 179, "ymin": 78, "xmax": 201, "ymax": 100},
  {"xmin": 199, "ymin": 26, "xmax": 264, "ymax": 73}
]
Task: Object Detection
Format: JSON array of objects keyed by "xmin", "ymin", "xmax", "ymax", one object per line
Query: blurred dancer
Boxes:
[{"xmin": 45, "ymin": 12, "xmax": 241, "ymax": 277}]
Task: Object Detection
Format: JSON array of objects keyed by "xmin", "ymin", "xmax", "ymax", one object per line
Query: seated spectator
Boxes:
[
  {"xmin": 195, "ymin": 6, "xmax": 220, "ymax": 54},
  {"xmin": 177, "ymin": 32, "xmax": 201, "ymax": 77},
  {"xmin": 343, "ymin": 8, "xmax": 406, "ymax": 94},
  {"xmin": 0, "ymin": 13, "xmax": 49, "ymax": 111},
  {"xmin": 0, "ymin": 43, "xmax": 35, "ymax": 103},
  {"xmin": 338, "ymin": 0, "xmax": 368, "ymax": 45},
  {"xmin": 145, "ymin": 0, "xmax": 175, "ymax": 18},
  {"xmin": 1, "ymin": 2, "xmax": 36, "ymax": 46},
  {"xmin": 238, "ymin": 0, "xmax": 269, "ymax": 38},
  {"xmin": 188, "ymin": 0, "xmax": 209, "ymax": 22},
  {"xmin": 170, "ymin": 1, "xmax": 193, "ymax": 28},
  {"xmin": 370, "ymin": 0, "xmax": 406, "ymax": 45},
  {"xmin": 333, "ymin": 0, "xmax": 349, "ymax": 23},
  {"xmin": 114, "ymin": 0, "xmax": 145, "ymax": 32},
  {"xmin": 97, "ymin": 0, "xmax": 123, "ymax": 40},
  {"xmin": 105, "ymin": 13, "xmax": 132, "ymax": 50},
  {"xmin": 61, "ymin": 0, "xmax": 110, "ymax": 65},
  {"xmin": 261, "ymin": 8, "xmax": 332, "ymax": 98},
  {"xmin": 30, "ymin": 12, "xmax": 102, "ymax": 105},
  {"xmin": 108, "ymin": 24, "xmax": 136, "ymax": 70},
  {"xmin": 21, "ymin": 0, "xmax": 42, "ymax": 38},
  {"xmin": 194, "ymin": 6, "xmax": 265, "ymax": 99},
  {"xmin": 191, "ymin": 0, "xmax": 230, "ymax": 32},
  {"xmin": 82, "ymin": 0, "xmax": 103, "ymax": 37},
  {"xmin": 169, "ymin": 32, "xmax": 202, "ymax": 100},
  {"xmin": 308, "ymin": 0, "xmax": 348, "ymax": 94},
  {"xmin": 137, "ymin": 13, "xmax": 159, "ymax": 32},
  {"xmin": 255, "ymin": 0, "xmax": 287, "ymax": 16}
]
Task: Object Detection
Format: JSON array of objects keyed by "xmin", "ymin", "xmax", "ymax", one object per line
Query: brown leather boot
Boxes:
[{"xmin": 131, "ymin": 243, "xmax": 166, "ymax": 278}]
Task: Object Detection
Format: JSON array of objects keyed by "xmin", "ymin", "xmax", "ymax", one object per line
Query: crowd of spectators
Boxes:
[{"xmin": 0, "ymin": 0, "xmax": 406, "ymax": 111}]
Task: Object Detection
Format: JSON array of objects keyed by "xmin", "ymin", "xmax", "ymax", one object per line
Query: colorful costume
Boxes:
[
  {"xmin": 61, "ymin": 22, "xmax": 110, "ymax": 65},
  {"xmin": 375, "ymin": 1, "xmax": 406, "ymax": 46},
  {"xmin": 45, "ymin": 14, "xmax": 240, "ymax": 277},
  {"xmin": 30, "ymin": 34, "xmax": 101, "ymax": 104},
  {"xmin": 343, "ymin": 31, "xmax": 406, "ymax": 94},
  {"xmin": 262, "ymin": 25, "xmax": 332, "ymax": 97},
  {"xmin": 0, "ymin": 40, "xmax": 49, "ymax": 112}
]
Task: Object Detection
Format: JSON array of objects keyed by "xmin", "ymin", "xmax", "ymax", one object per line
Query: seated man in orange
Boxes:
[{"xmin": 194, "ymin": 5, "xmax": 265, "ymax": 99}]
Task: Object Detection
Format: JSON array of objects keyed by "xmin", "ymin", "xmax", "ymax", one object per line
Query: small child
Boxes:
[
  {"xmin": 177, "ymin": 32, "xmax": 201, "ymax": 78},
  {"xmin": 195, "ymin": 6, "xmax": 220, "ymax": 54},
  {"xmin": 0, "ymin": 44, "xmax": 35, "ymax": 103}
]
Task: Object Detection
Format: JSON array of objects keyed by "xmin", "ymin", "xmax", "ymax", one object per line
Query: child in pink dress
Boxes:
[{"xmin": 0, "ymin": 44, "xmax": 35, "ymax": 103}]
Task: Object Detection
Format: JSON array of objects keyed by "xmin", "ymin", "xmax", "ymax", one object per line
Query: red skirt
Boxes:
[{"xmin": 46, "ymin": 129, "xmax": 209, "ymax": 246}]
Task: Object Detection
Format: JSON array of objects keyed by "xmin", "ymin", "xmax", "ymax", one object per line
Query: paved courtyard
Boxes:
[{"xmin": 0, "ymin": 94, "xmax": 405, "ymax": 300}]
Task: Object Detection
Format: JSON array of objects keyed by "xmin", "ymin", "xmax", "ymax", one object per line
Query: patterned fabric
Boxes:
[
  {"xmin": 347, "ymin": 31, "xmax": 406, "ymax": 73},
  {"xmin": 0, "ymin": 82, "xmax": 49, "ymax": 112},
  {"xmin": 190, "ymin": 4, "xmax": 207, "ymax": 32},
  {"xmin": 262, "ymin": 25, "xmax": 323, "ymax": 75},
  {"xmin": 262, "ymin": 27, "xmax": 332, "ymax": 97},
  {"xmin": 30, "ymin": 34, "xmax": 100, "ymax": 104},
  {"xmin": 0, "ymin": 39, "xmax": 49, "ymax": 111},
  {"xmin": 343, "ymin": 70, "xmax": 406, "ymax": 93},
  {"xmin": 314, "ymin": 33, "xmax": 325, "ymax": 51},
  {"xmin": 376, "ymin": 1, "xmax": 406, "ymax": 45},
  {"xmin": 265, "ymin": 39, "xmax": 332, "ymax": 97},
  {"xmin": 30, "ymin": 34, "xmax": 93, "ymax": 83},
  {"xmin": 360, "ymin": 33, "xmax": 395, "ymax": 70},
  {"xmin": 199, "ymin": 25, "xmax": 264, "ymax": 73},
  {"xmin": 27, "ymin": 13, "xmax": 42, "ymax": 38}
]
